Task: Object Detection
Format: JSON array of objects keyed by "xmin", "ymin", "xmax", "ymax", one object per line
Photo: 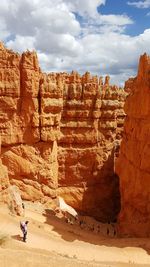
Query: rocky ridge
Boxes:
[
  {"xmin": 0, "ymin": 42, "xmax": 126, "ymax": 221},
  {"xmin": 116, "ymin": 53, "xmax": 150, "ymax": 236}
]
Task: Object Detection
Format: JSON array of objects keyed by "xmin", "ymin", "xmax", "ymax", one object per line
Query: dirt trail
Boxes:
[{"xmin": 0, "ymin": 205, "xmax": 150, "ymax": 267}]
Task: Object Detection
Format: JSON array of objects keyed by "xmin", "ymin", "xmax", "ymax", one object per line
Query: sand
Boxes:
[{"xmin": 0, "ymin": 203, "xmax": 150, "ymax": 267}]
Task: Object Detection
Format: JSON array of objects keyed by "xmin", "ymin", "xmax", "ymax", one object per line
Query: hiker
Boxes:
[
  {"xmin": 89, "ymin": 224, "xmax": 94, "ymax": 231},
  {"xmin": 97, "ymin": 225, "xmax": 100, "ymax": 233},
  {"xmin": 107, "ymin": 227, "xmax": 109, "ymax": 236},
  {"xmin": 114, "ymin": 229, "xmax": 116, "ymax": 237},
  {"xmin": 20, "ymin": 221, "xmax": 29, "ymax": 242},
  {"xmin": 79, "ymin": 220, "xmax": 84, "ymax": 229}
]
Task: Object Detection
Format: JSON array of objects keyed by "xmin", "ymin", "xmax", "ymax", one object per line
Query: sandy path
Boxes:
[{"xmin": 0, "ymin": 205, "xmax": 150, "ymax": 267}]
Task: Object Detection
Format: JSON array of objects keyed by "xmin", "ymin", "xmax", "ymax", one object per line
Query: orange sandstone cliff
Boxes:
[
  {"xmin": 0, "ymin": 42, "xmax": 126, "ymax": 221},
  {"xmin": 116, "ymin": 53, "xmax": 150, "ymax": 237}
]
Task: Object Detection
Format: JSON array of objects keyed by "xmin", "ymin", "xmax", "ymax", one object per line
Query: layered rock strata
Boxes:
[
  {"xmin": 116, "ymin": 53, "xmax": 150, "ymax": 236},
  {"xmin": 0, "ymin": 43, "xmax": 126, "ymax": 221},
  {"xmin": 57, "ymin": 73, "xmax": 125, "ymax": 221}
]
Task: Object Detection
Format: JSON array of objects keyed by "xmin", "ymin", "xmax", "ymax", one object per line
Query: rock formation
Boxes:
[
  {"xmin": 0, "ymin": 42, "xmax": 126, "ymax": 221},
  {"xmin": 1, "ymin": 185, "xmax": 24, "ymax": 216},
  {"xmin": 116, "ymin": 53, "xmax": 150, "ymax": 237},
  {"xmin": 57, "ymin": 73, "xmax": 125, "ymax": 221}
]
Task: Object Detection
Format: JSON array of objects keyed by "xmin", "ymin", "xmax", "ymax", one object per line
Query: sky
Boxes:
[{"xmin": 0, "ymin": 0, "xmax": 150, "ymax": 86}]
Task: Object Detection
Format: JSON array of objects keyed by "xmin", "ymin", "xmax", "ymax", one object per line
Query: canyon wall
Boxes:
[
  {"xmin": 116, "ymin": 53, "xmax": 150, "ymax": 237},
  {"xmin": 57, "ymin": 73, "xmax": 125, "ymax": 221},
  {"xmin": 0, "ymin": 43, "xmax": 126, "ymax": 221}
]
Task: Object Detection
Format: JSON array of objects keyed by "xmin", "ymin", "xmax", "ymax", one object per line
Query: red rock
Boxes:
[
  {"xmin": 0, "ymin": 159, "xmax": 9, "ymax": 192},
  {"xmin": 7, "ymin": 185, "xmax": 24, "ymax": 216},
  {"xmin": 0, "ymin": 43, "xmax": 126, "ymax": 221},
  {"xmin": 116, "ymin": 53, "xmax": 150, "ymax": 237}
]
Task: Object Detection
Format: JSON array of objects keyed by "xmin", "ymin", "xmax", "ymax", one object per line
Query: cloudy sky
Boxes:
[{"xmin": 1, "ymin": 0, "xmax": 150, "ymax": 85}]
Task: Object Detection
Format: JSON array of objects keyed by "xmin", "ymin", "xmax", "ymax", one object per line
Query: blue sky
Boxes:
[
  {"xmin": 99, "ymin": 0, "xmax": 150, "ymax": 36},
  {"xmin": 0, "ymin": 0, "xmax": 150, "ymax": 85}
]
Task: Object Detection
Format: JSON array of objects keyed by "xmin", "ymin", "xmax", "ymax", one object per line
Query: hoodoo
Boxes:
[
  {"xmin": 0, "ymin": 43, "xmax": 126, "ymax": 221},
  {"xmin": 116, "ymin": 53, "xmax": 150, "ymax": 237}
]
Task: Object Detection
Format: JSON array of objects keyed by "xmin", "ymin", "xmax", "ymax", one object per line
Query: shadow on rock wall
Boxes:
[{"xmin": 81, "ymin": 149, "xmax": 121, "ymax": 223}]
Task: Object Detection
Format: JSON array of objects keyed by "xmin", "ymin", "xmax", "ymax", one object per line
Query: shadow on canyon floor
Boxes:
[
  {"xmin": 12, "ymin": 234, "xmax": 23, "ymax": 242},
  {"xmin": 43, "ymin": 209, "xmax": 150, "ymax": 256},
  {"xmin": 42, "ymin": 148, "xmax": 150, "ymax": 256}
]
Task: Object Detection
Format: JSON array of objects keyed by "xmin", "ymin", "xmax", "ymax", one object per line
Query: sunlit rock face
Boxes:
[
  {"xmin": 57, "ymin": 72, "xmax": 125, "ymax": 221},
  {"xmin": 0, "ymin": 43, "xmax": 126, "ymax": 221},
  {"xmin": 0, "ymin": 43, "xmax": 58, "ymax": 204},
  {"xmin": 116, "ymin": 53, "xmax": 150, "ymax": 236}
]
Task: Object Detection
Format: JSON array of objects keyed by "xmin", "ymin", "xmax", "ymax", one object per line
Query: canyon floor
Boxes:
[{"xmin": 0, "ymin": 204, "xmax": 150, "ymax": 267}]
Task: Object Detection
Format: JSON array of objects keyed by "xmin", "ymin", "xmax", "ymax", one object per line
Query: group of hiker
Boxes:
[
  {"xmin": 65, "ymin": 214, "xmax": 117, "ymax": 237},
  {"xmin": 19, "ymin": 201, "xmax": 117, "ymax": 243}
]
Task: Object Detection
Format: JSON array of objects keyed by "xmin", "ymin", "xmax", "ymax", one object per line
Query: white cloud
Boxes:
[
  {"xmin": 35, "ymin": 31, "xmax": 83, "ymax": 56},
  {"xmin": 0, "ymin": 0, "xmax": 150, "ymax": 86},
  {"xmin": 0, "ymin": 18, "xmax": 9, "ymax": 40},
  {"xmin": 75, "ymin": 30, "xmax": 150, "ymax": 83},
  {"xmin": 6, "ymin": 35, "xmax": 35, "ymax": 52},
  {"xmin": 35, "ymin": 29, "xmax": 150, "ymax": 86},
  {"xmin": 31, "ymin": 6, "xmax": 80, "ymax": 35},
  {"xmin": 63, "ymin": 0, "xmax": 106, "ymax": 17},
  {"xmin": 128, "ymin": 0, "xmax": 150, "ymax": 8},
  {"xmin": 81, "ymin": 14, "xmax": 133, "ymax": 35},
  {"xmin": 100, "ymin": 14, "xmax": 133, "ymax": 26}
]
